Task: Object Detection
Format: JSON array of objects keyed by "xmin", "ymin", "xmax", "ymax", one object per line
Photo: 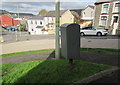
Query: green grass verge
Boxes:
[
  {"xmin": 1, "ymin": 48, "xmax": 119, "ymax": 58},
  {"xmin": 1, "ymin": 59, "xmax": 111, "ymax": 84},
  {"xmin": 1, "ymin": 49, "xmax": 54, "ymax": 58},
  {"xmin": 80, "ymin": 48, "xmax": 120, "ymax": 54}
]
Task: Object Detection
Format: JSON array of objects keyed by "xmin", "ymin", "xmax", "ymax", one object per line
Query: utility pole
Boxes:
[
  {"xmin": 55, "ymin": 0, "xmax": 60, "ymax": 59},
  {"xmin": 17, "ymin": 4, "xmax": 21, "ymax": 37}
]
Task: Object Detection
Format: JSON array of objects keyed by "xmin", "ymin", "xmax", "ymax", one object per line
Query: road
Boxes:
[
  {"xmin": 0, "ymin": 38, "xmax": 119, "ymax": 55},
  {"xmin": 1, "ymin": 31, "xmax": 55, "ymax": 43},
  {"xmin": 0, "ymin": 31, "xmax": 119, "ymax": 54},
  {"xmin": 1, "ymin": 31, "xmax": 120, "ymax": 43}
]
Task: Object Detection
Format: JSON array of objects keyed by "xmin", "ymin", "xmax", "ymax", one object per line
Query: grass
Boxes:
[
  {"xmin": 1, "ymin": 49, "xmax": 54, "ymax": 58},
  {"xmin": 1, "ymin": 59, "xmax": 112, "ymax": 84},
  {"xmin": 1, "ymin": 48, "xmax": 120, "ymax": 58},
  {"xmin": 80, "ymin": 48, "xmax": 120, "ymax": 54}
]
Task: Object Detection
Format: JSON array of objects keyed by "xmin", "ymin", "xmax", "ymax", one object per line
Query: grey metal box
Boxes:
[{"xmin": 60, "ymin": 23, "xmax": 80, "ymax": 59}]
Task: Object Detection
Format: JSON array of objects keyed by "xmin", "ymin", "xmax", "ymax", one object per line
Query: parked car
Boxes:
[
  {"xmin": 80, "ymin": 27, "xmax": 108, "ymax": 36},
  {"xmin": 3, "ymin": 26, "xmax": 18, "ymax": 31},
  {"xmin": 11, "ymin": 26, "xmax": 18, "ymax": 31},
  {"xmin": 2, "ymin": 25, "xmax": 9, "ymax": 29}
]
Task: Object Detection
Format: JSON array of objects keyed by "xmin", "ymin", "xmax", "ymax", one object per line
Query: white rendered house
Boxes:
[
  {"xmin": 27, "ymin": 15, "xmax": 47, "ymax": 35},
  {"xmin": 81, "ymin": 5, "xmax": 95, "ymax": 21}
]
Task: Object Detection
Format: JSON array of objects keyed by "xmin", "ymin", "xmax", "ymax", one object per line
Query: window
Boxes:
[
  {"xmin": 101, "ymin": 4, "xmax": 109, "ymax": 14},
  {"xmin": 48, "ymin": 18, "xmax": 49, "ymax": 22},
  {"xmin": 113, "ymin": 2, "xmax": 120, "ymax": 13},
  {"xmin": 40, "ymin": 21, "xmax": 42, "ymax": 25},
  {"xmin": 100, "ymin": 16, "xmax": 108, "ymax": 26},
  {"xmin": 113, "ymin": 16, "xmax": 118, "ymax": 23},
  {"xmin": 31, "ymin": 21, "xmax": 33, "ymax": 24},
  {"xmin": 35, "ymin": 21, "xmax": 37, "ymax": 24},
  {"xmin": 115, "ymin": 3, "xmax": 120, "ymax": 7},
  {"xmin": 52, "ymin": 18, "xmax": 53, "ymax": 21}
]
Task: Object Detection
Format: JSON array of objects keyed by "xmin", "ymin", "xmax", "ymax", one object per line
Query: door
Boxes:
[
  {"xmin": 111, "ymin": 15, "xmax": 119, "ymax": 35},
  {"xmin": 112, "ymin": 16, "xmax": 119, "ymax": 29}
]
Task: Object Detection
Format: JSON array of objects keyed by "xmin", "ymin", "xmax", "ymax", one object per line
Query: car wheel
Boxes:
[
  {"xmin": 97, "ymin": 32, "xmax": 102, "ymax": 36},
  {"xmin": 80, "ymin": 32, "xmax": 85, "ymax": 36},
  {"xmin": 104, "ymin": 33, "xmax": 107, "ymax": 36}
]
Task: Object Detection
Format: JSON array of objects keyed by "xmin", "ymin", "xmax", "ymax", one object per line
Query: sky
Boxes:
[{"xmin": 0, "ymin": 0, "xmax": 98, "ymax": 15}]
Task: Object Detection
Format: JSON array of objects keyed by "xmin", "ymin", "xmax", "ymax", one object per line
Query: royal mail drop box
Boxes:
[{"xmin": 60, "ymin": 23, "xmax": 80, "ymax": 59}]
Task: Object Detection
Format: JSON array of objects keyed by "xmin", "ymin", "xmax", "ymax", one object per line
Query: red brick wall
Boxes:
[
  {"xmin": 0, "ymin": 14, "xmax": 19, "ymax": 26},
  {"xmin": 13, "ymin": 20, "xmax": 19, "ymax": 26}
]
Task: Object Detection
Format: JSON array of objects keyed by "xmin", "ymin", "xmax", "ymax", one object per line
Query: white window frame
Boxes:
[
  {"xmin": 99, "ymin": 15, "xmax": 109, "ymax": 26},
  {"xmin": 112, "ymin": 1, "xmax": 120, "ymax": 13},
  {"xmin": 101, "ymin": 3, "xmax": 110, "ymax": 14}
]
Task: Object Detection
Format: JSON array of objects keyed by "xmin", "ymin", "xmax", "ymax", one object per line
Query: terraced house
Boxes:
[
  {"xmin": 93, "ymin": 0, "xmax": 120, "ymax": 35},
  {"xmin": 27, "ymin": 10, "xmax": 75, "ymax": 35},
  {"xmin": 44, "ymin": 10, "xmax": 74, "ymax": 30}
]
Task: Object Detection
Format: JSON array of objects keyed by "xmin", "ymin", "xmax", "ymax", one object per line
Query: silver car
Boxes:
[{"xmin": 80, "ymin": 27, "xmax": 108, "ymax": 36}]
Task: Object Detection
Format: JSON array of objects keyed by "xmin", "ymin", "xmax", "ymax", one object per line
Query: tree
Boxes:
[
  {"xmin": 19, "ymin": 23, "xmax": 26, "ymax": 31},
  {"xmin": 38, "ymin": 9, "xmax": 48, "ymax": 15}
]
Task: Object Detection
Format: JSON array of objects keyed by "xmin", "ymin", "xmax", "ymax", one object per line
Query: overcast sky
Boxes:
[{"xmin": 1, "ymin": 0, "xmax": 98, "ymax": 15}]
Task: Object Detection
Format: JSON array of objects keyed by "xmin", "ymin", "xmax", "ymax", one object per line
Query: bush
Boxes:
[{"xmin": 19, "ymin": 24, "xmax": 26, "ymax": 31}]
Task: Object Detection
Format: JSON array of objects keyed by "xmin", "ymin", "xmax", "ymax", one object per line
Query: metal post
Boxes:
[
  {"xmin": 55, "ymin": 0, "xmax": 60, "ymax": 59},
  {"xmin": 16, "ymin": 30, "xmax": 18, "ymax": 41},
  {"xmin": 19, "ymin": 26, "xmax": 22, "ymax": 37}
]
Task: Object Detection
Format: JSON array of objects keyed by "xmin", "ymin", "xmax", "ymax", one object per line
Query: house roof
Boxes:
[
  {"xmin": 70, "ymin": 5, "xmax": 94, "ymax": 17},
  {"xmin": 0, "ymin": 9, "xmax": 34, "ymax": 17},
  {"xmin": 10, "ymin": 13, "xmax": 34, "ymax": 19},
  {"xmin": 70, "ymin": 11, "xmax": 80, "ymax": 19},
  {"xmin": 82, "ymin": 5, "xmax": 95, "ymax": 12},
  {"xmin": 95, "ymin": 0, "xmax": 119, "ymax": 4},
  {"xmin": 70, "ymin": 9, "xmax": 83, "ymax": 16},
  {"xmin": 44, "ymin": 10, "xmax": 67, "ymax": 17},
  {"xmin": 88, "ymin": 5, "xmax": 95, "ymax": 9},
  {"xmin": 10, "ymin": 13, "xmax": 34, "ymax": 16},
  {"xmin": 28, "ymin": 15, "xmax": 44, "ymax": 20}
]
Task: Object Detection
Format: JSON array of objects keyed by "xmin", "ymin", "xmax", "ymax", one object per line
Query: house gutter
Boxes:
[{"xmin": 95, "ymin": 1, "xmax": 110, "ymax": 5}]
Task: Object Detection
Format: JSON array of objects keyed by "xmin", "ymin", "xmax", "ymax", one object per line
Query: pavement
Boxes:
[
  {"xmin": 81, "ymin": 38, "xmax": 119, "ymax": 49},
  {"xmin": 2, "ymin": 52, "xmax": 53, "ymax": 64},
  {"xmin": 0, "ymin": 39, "xmax": 55, "ymax": 55},
  {"xmin": 2, "ymin": 51, "xmax": 119, "ymax": 66},
  {"xmin": 0, "ymin": 38, "xmax": 119, "ymax": 55}
]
